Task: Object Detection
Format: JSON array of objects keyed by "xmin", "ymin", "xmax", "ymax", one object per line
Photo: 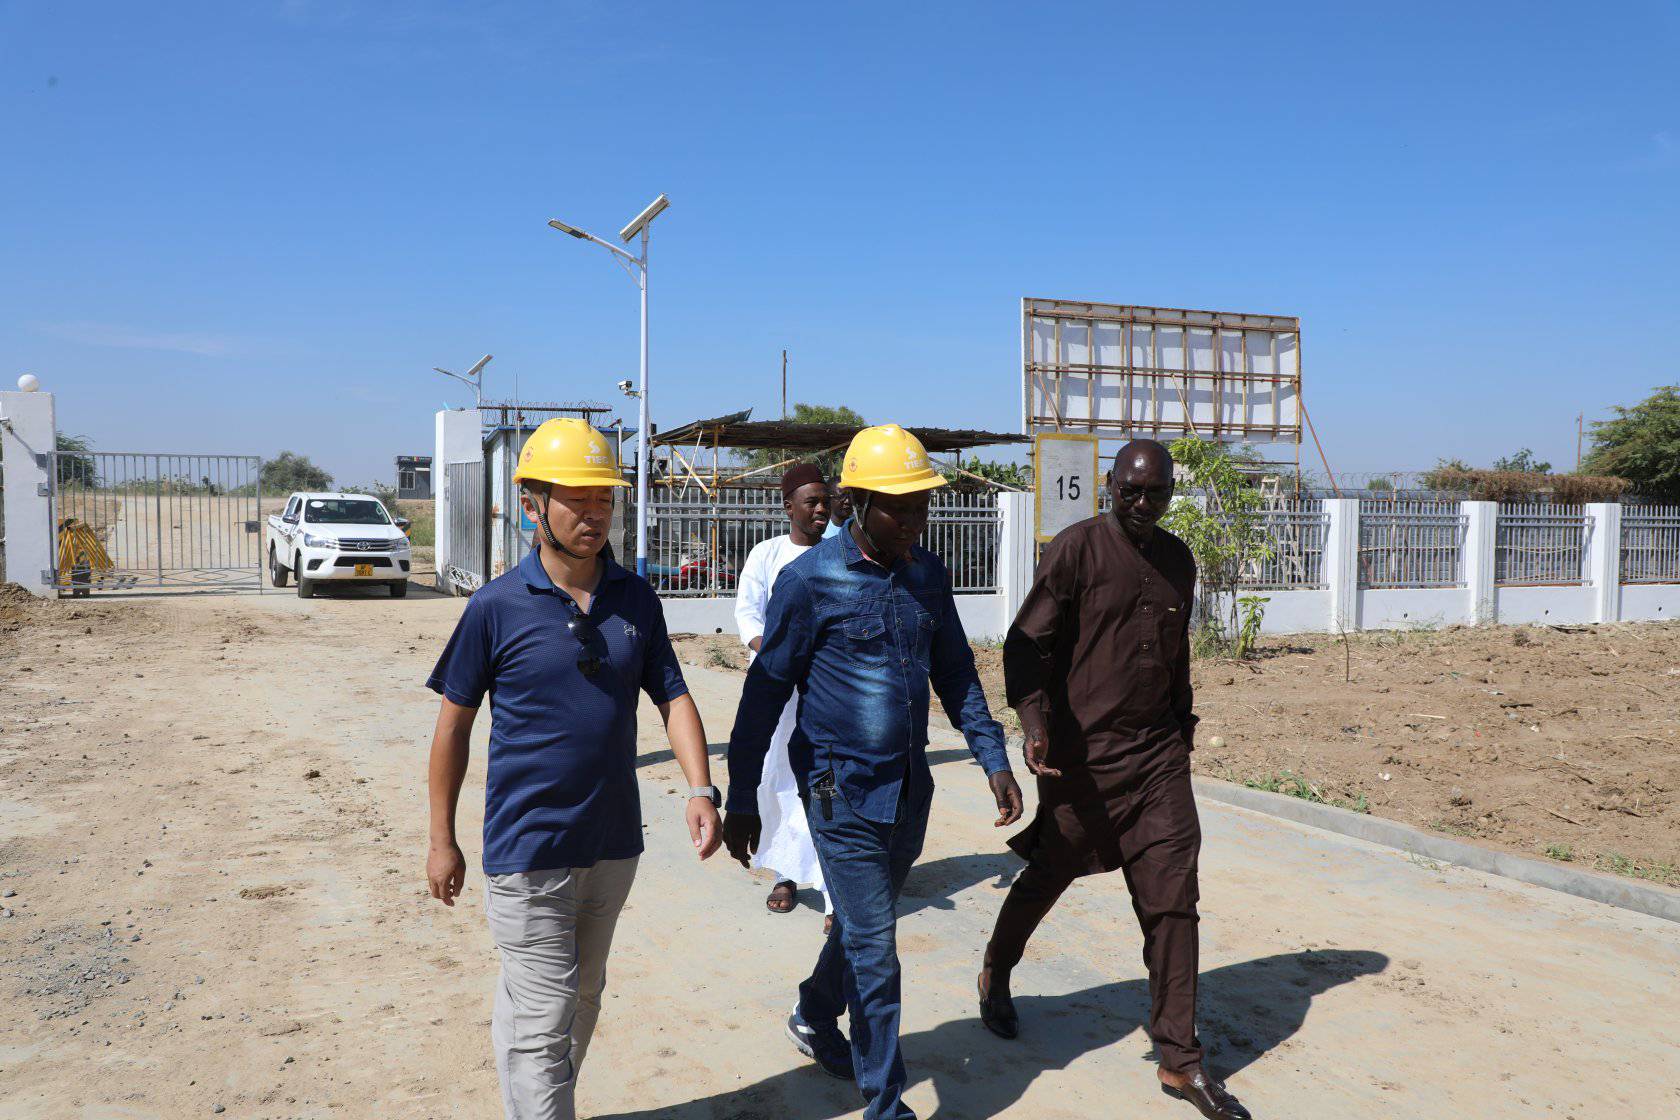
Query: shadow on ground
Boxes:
[
  {"xmin": 597, "ymin": 949, "xmax": 1387, "ymax": 1120},
  {"xmin": 636, "ymin": 741, "xmax": 729, "ymax": 770},
  {"xmin": 898, "ymin": 853, "xmax": 1021, "ymax": 915},
  {"xmin": 296, "ymin": 579, "xmax": 453, "ymax": 601}
]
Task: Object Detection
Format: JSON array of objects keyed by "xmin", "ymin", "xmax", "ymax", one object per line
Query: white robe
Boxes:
[{"xmin": 734, "ymin": 534, "xmax": 828, "ymax": 909}]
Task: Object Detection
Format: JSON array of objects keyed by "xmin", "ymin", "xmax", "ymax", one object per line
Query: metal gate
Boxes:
[
  {"xmin": 47, "ymin": 452, "xmax": 263, "ymax": 593},
  {"xmin": 445, "ymin": 460, "xmax": 487, "ymax": 593}
]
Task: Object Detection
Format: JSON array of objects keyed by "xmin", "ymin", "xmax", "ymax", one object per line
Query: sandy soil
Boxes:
[
  {"xmin": 675, "ymin": 622, "xmax": 1680, "ymax": 887},
  {"xmin": 2, "ymin": 585, "xmax": 1677, "ymax": 1119}
]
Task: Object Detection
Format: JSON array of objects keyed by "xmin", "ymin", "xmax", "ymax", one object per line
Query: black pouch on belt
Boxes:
[{"xmin": 811, "ymin": 771, "xmax": 837, "ymax": 821}]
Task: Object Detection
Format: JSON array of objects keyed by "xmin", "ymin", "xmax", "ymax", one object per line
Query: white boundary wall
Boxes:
[
  {"xmin": 1222, "ymin": 501, "xmax": 1677, "ymax": 634},
  {"xmin": 657, "ymin": 496, "xmax": 1680, "ymax": 639}
]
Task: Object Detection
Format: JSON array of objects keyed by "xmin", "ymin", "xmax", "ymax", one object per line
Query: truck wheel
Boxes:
[
  {"xmin": 269, "ymin": 547, "xmax": 289, "ymax": 588},
  {"xmin": 389, "ymin": 580, "xmax": 408, "ymax": 599},
  {"xmin": 297, "ymin": 575, "xmax": 316, "ymax": 599}
]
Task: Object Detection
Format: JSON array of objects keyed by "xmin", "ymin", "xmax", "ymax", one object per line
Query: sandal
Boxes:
[{"xmin": 766, "ymin": 881, "xmax": 797, "ymax": 914}]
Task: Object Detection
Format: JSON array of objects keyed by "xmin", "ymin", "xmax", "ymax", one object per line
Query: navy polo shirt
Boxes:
[{"xmin": 426, "ymin": 548, "xmax": 689, "ymax": 875}]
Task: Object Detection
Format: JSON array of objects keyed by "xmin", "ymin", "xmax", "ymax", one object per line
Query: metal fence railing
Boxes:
[
  {"xmin": 1096, "ymin": 494, "xmax": 1327, "ymax": 589},
  {"xmin": 645, "ymin": 487, "xmax": 1002, "ymax": 597},
  {"xmin": 1358, "ymin": 499, "xmax": 1467, "ymax": 588},
  {"xmin": 1241, "ymin": 501, "xmax": 1328, "ymax": 589},
  {"xmin": 646, "ymin": 491, "xmax": 780, "ymax": 597},
  {"xmin": 48, "ymin": 452, "xmax": 263, "ymax": 593},
  {"xmin": 1496, "ymin": 503, "xmax": 1589, "ymax": 585},
  {"xmin": 922, "ymin": 491, "xmax": 1003, "ymax": 593},
  {"xmin": 1620, "ymin": 505, "xmax": 1680, "ymax": 584}
]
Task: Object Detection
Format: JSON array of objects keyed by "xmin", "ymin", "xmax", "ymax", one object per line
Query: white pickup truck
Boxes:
[{"xmin": 266, "ymin": 492, "xmax": 413, "ymax": 598}]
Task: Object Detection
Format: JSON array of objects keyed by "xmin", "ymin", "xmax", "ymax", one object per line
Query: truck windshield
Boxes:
[{"xmin": 303, "ymin": 499, "xmax": 391, "ymax": 525}]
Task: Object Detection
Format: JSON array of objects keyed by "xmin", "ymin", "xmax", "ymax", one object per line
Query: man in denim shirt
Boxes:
[{"xmin": 725, "ymin": 424, "xmax": 1023, "ymax": 1120}]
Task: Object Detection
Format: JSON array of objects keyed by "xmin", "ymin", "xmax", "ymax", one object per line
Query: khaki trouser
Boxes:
[{"xmin": 484, "ymin": 857, "xmax": 639, "ymax": 1120}]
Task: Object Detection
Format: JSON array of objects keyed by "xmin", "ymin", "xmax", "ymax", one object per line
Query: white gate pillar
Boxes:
[
  {"xmin": 1586, "ymin": 503, "xmax": 1622, "ymax": 623},
  {"xmin": 1322, "ymin": 498, "xmax": 1359, "ymax": 632},
  {"xmin": 0, "ymin": 389, "xmax": 57, "ymax": 597},
  {"xmin": 1462, "ymin": 501, "xmax": 1498, "ymax": 625},
  {"xmin": 997, "ymin": 492, "xmax": 1035, "ymax": 634}
]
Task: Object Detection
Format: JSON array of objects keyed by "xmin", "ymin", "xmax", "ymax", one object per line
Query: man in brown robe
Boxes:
[{"xmin": 978, "ymin": 439, "xmax": 1252, "ymax": 1120}]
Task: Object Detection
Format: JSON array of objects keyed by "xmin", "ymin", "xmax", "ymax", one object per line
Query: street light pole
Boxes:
[
  {"xmin": 547, "ymin": 195, "xmax": 669, "ymax": 581},
  {"xmin": 636, "ymin": 225, "xmax": 651, "ymax": 581},
  {"xmin": 432, "ymin": 355, "xmax": 493, "ymax": 407}
]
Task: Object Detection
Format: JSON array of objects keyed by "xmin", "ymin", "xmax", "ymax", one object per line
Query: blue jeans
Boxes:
[{"xmin": 797, "ymin": 779, "xmax": 931, "ymax": 1120}]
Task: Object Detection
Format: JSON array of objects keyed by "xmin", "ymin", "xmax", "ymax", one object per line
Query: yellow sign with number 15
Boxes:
[{"xmin": 1033, "ymin": 433, "xmax": 1100, "ymax": 543}]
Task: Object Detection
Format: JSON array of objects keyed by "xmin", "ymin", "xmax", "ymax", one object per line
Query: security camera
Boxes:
[{"xmin": 617, "ymin": 379, "xmax": 634, "ymax": 395}]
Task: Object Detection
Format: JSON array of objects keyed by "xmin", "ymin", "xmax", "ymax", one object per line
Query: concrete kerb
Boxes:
[{"xmin": 1192, "ymin": 776, "xmax": 1680, "ymax": 925}]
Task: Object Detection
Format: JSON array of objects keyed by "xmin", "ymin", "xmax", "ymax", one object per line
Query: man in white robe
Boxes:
[{"xmin": 734, "ymin": 463, "xmax": 833, "ymax": 918}]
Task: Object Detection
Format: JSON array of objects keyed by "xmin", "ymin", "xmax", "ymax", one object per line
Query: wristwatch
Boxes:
[{"xmin": 688, "ymin": 785, "xmax": 722, "ymax": 807}]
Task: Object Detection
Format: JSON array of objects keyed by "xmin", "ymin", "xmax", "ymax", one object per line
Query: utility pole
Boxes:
[
  {"xmin": 781, "ymin": 349, "xmax": 788, "ymax": 419},
  {"xmin": 1576, "ymin": 412, "xmax": 1584, "ymax": 471}
]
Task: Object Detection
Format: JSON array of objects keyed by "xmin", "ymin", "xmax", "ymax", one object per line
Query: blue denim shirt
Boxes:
[{"xmin": 726, "ymin": 526, "xmax": 1010, "ymax": 824}]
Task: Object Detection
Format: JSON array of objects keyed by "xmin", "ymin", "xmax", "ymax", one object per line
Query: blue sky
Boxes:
[{"xmin": 4, "ymin": 1, "xmax": 1676, "ymax": 485}]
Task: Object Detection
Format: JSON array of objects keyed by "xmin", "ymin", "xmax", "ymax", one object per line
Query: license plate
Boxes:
[{"xmin": 354, "ymin": 563, "xmax": 373, "ymax": 577}]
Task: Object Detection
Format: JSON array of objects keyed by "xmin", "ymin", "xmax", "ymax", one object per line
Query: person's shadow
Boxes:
[
  {"xmin": 596, "ymin": 949, "xmax": 1387, "ymax": 1119},
  {"xmin": 897, "ymin": 853, "xmax": 1020, "ymax": 916},
  {"xmin": 635, "ymin": 740, "xmax": 729, "ymax": 770}
]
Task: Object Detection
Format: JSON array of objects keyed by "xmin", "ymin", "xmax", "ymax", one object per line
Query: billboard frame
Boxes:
[{"xmin": 1021, "ymin": 297, "xmax": 1303, "ymax": 447}]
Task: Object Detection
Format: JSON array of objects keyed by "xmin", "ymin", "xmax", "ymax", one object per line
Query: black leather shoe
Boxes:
[
  {"xmin": 1160, "ymin": 1070, "xmax": 1252, "ymax": 1120},
  {"xmin": 977, "ymin": 977, "xmax": 1018, "ymax": 1040}
]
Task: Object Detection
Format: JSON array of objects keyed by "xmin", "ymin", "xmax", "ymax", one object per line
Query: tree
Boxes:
[
  {"xmin": 738, "ymin": 402, "xmax": 867, "ymax": 479},
  {"xmin": 349, "ymin": 481, "xmax": 398, "ymax": 507},
  {"xmin": 940, "ymin": 454, "xmax": 1029, "ymax": 490},
  {"xmin": 1160, "ymin": 439, "xmax": 1274, "ymax": 658},
  {"xmin": 1584, "ymin": 385, "xmax": 1680, "ymax": 502},
  {"xmin": 262, "ymin": 451, "xmax": 333, "ymax": 494},
  {"xmin": 55, "ymin": 433, "xmax": 98, "ymax": 488},
  {"xmin": 1491, "ymin": 448, "xmax": 1552, "ymax": 474},
  {"xmin": 1421, "ymin": 457, "xmax": 1473, "ymax": 491}
]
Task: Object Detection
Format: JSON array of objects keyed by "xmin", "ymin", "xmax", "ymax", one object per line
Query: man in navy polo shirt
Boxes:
[{"xmin": 425, "ymin": 418, "xmax": 722, "ymax": 1120}]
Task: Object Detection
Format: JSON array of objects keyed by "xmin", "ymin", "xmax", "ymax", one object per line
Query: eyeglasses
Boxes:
[
  {"xmin": 1114, "ymin": 484, "xmax": 1175, "ymax": 505},
  {"xmin": 566, "ymin": 612, "xmax": 607, "ymax": 679}
]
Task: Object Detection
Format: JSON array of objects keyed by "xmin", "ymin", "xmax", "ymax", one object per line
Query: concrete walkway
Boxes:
[{"xmin": 602, "ymin": 662, "xmax": 1680, "ymax": 1119}]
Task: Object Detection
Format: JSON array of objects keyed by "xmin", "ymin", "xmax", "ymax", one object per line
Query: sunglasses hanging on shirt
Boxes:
[{"xmin": 566, "ymin": 610, "xmax": 608, "ymax": 679}]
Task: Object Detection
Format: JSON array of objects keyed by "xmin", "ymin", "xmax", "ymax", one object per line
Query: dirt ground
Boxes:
[
  {"xmin": 674, "ymin": 621, "xmax": 1680, "ymax": 888},
  {"xmin": 2, "ymin": 584, "xmax": 1677, "ymax": 1119}
]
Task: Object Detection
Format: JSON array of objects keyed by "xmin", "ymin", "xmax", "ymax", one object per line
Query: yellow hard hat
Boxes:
[
  {"xmin": 512, "ymin": 418, "xmax": 629, "ymax": 489},
  {"xmin": 839, "ymin": 424, "xmax": 947, "ymax": 495}
]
